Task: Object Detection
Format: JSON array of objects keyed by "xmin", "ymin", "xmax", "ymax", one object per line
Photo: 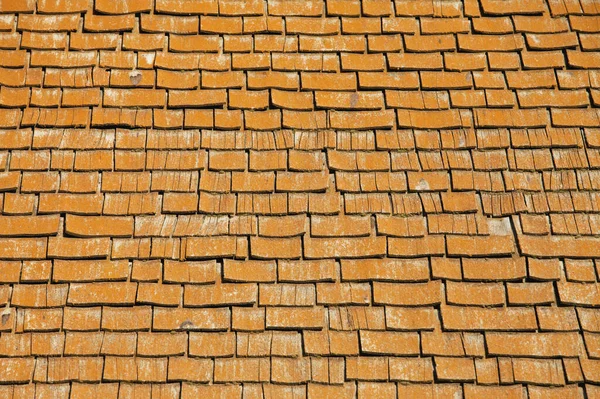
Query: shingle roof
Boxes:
[{"xmin": 0, "ymin": 0, "xmax": 599, "ymax": 397}]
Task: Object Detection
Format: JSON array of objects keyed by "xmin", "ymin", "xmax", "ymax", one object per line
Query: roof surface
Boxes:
[{"xmin": 0, "ymin": 0, "xmax": 599, "ymax": 398}]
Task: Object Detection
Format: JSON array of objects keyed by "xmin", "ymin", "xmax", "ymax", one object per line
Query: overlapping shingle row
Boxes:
[{"xmin": 1, "ymin": 0, "xmax": 600, "ymax": 398}]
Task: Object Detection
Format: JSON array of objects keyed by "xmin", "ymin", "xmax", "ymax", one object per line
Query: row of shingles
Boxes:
[
  {"xmin": 0, "ymin": 3, "xmax": 592, "ymax": 69},
  {"xmin": 4, "ymin": 158, "xmax": 600, "ymax": 222},
  {"xmin": 3, "ymin": 121, "xmax": 589, "ymax": 151},
  {"xmin": 3, "ymin": 134, "xmax": 600, "ymax": 241},
  {"xmin": 0, "ymin": 298, "xmax": 593, "ymax": 353},
  {"xmin": 1, "ymin": 254, "xmax": 593, "ymax": 307},
  {"xmin": 4, "ymin": 93, "xmax": 596, "ymax": 132},
  {"xmin": 2, "ymin": 147, "xmax": 598, "ymax": 193},
  {"xmin": 0, "ymin": 316, "xmax": 595, "ymax": 387},
  {"xmin": 2, "ymin": 7, "xmax": 598, "ymax": 55},
  {"xmin": 4, "ymin": 34, "xmax": 600, "ymax": 97},
  {"xmin": 7, "ymin": 0, "xmax": 600, "ymax": 17},
  {"xmin": 0, "ymin": 383, "xmax": 188, "ymax": 399},
  {"xmin": 0, "ymin": 303, "xmax": 596, "ymax": 387},
  {"xmin": 0, "ymin": 383, "xmax": 304, "ymax": 399},
  {"xmin": 1, "ymin": 254, "xmax": 599, "ymax": 296},
  {"xmin": 11, "ymin": 0, "xmax": 600, "ymax": 18},
  {"xmin": 1, "ymin": 130, "xmax": 596, "ymax": 183},
  {"xmin": 5, "ymin": 68, "xmax": 600, "ymax": 131},
  {"xmin": 4, "ymin": 126, "xmax": 592, "ymax": 153},
  {"xmin": 19, "ymin": 0, "xmax": 600, "ymax": 16},
  {"xmin": 3, "ymin": 134, "xmax": 600, "ymax": 231},
  {"xmin": 2, "ymin": 228, "xmax": 598, "ymax": 288},
  {"xmin": 2, "ymin": 127, "xmax": 595, "ymax": 170},
  {"xmin": 2, "ymin": 72, "xmax": 599, "ymax": 119},
  {"xmin": 0, "ymin": 354, "xmax": 587, "ymax": 389},
  {"xmin": 3, "ymin": 4, "xmax": 600, "ymax": 130},
  {"xmin": 1, "ymin": 254, "xmax": 594, "ymax": 313},
  {"xmin": 0, "ymin": 89, "xmax": 590, "ymax": 132},
  {"xmin": 0, "ymin": 382, "xmax": 589, "ymax": 399},
  {"xmin": 7, "ymin": 15, "xmax": 598, "ymax": 55},
  {"xmin": 0, "ymin": 127, "xmax": 592, "ymax": 180},
  {"xmin": 0, "ymin": 319, "xmax": 591, "ymax": 385},
  {"xmin": 1, "ymin": 246, "xmax": 590, "ymax": 298},
  {"xmin": 0, "ymin": 0, "xmax": 462, "ymax": 18}
]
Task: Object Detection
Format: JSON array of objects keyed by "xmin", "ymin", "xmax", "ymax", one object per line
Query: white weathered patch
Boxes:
[
  {"xmin": 488, "ymin": 217, "xmax": 512, "ymax": 236},
  {"xmin": 415, "ymin": 179, "xmax": 429, "ymax": 191}
]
